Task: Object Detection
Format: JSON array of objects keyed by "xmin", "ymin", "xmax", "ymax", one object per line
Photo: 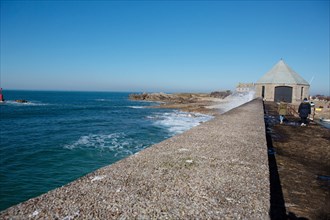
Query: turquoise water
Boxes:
[{"xmin": 0, "ymin": 90, "xmax": 212, "ymax": 211}]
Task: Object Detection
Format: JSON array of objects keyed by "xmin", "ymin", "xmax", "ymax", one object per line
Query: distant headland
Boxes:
[{"xmin": 129, "ymin": 91, "xmax": 232, "ymax": 115}]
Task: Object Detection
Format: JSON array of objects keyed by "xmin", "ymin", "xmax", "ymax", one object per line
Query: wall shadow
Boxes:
[
  {"xmin": 264, "ymin": 102, "xmax": 311, "ymax": 220},
  {"xmin": 266, "ymin": 128, "xmax": 287, "ymax": 219},
  {"xmin": 264, "ymin": 103, "xmax": 287, "ymax": 220}
]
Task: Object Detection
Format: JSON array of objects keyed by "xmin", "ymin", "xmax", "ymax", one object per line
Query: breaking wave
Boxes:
[
  {"xmin": 128, "ymin": 106, "xmax": 145, "ymax": 109},
  {"xmin": 220, "ymin": 91, "xmax": 256, "ymax": 113},
  {"xmin": 150, "ymin": 110, "xmax": 213, "ymax": 134},
  {"xmin": 94, "ymin": 99, "xmax": 111, "ymax": 102},
  {"xmin": 4, "ymin": 100, "xmax": 50, "ymax": 106}
]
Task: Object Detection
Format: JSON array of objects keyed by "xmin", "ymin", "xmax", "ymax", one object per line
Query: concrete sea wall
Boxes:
[{"xmin": 1, "ymin": 98, "xmax": 270, "ymax": 219}]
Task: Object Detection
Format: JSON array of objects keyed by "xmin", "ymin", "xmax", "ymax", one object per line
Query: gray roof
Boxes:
[{"xmin": 257, "ymin": 60, "xmax": 309, "ymax": 85}]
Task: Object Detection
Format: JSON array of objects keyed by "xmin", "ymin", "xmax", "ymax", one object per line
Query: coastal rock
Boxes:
[
  {"xmin": 210, "ymin": 90, "xmax": 232, "ymax": 99},
  {"xmin": 15, "ymin": 99, "xmax": 28, "ymax": 103},
  {"xmin": 129, "ymin": 92, "xmax": 229, "ymax": 103},
  {"xmin": 129, "ymin": 92, "xmax": 182, "ymax": 102},
  {"xmin": 129, "ymin": 92, "xmax": 232, "ymax": 115}
]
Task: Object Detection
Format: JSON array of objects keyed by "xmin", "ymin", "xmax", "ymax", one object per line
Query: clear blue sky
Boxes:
[{"xmin": 1, "ymin": 1, "xmax": 329, "ymax": 95}]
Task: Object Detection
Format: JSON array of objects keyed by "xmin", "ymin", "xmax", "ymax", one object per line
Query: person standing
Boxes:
[
  {"xmin": 278, "ymin": 101, "xmax": 288, "ymax": 124},
  {"xmin": 298, "ymin": 98, "xmax": 311, "ymax": 126}
]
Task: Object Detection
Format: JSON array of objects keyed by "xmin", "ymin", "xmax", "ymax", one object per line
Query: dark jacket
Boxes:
[{"xmin": 298, "ymin": 102, "xmax": 311, "ymax": 117}]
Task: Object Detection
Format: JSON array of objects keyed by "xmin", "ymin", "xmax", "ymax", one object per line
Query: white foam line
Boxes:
[
  {"xmin": 128, "ymin": 106, "xmax": 144, "ymax": 109},
  {"xmin": 5, "ymin": 100, "xmax": 49, "ymax": 106},
  {"xmin": 210, "ymin": 91, "xmax": 256, "ymax": 113},
  {"xmin": 151, "ymin": 110, "xmax": 213, "ymax": 135},
  {"xmin": 91, "ymin": 175, "xmax": 107, "ymax": 182}
]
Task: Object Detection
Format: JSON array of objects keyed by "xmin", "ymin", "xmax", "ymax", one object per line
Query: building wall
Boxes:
[
  {"xmin": 236, "ymin": 83, "xmax": 255, "ymax": 93},
  {"xmin": 255, "ymin": 83, "xmax": 309, "ymax": 104},
  {"xmin": 293, "ymin": 85, "xmax": 310, "ymax": 102}
]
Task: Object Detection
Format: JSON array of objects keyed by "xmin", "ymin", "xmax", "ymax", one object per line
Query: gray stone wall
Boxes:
[{"xmin": 255, "ymin": 83, "xmax": 310, "ymax": 104}]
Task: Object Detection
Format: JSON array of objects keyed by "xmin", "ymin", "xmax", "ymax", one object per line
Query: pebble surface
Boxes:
[{"xmin": 1, "ymin": 98, "xmax": 270, "ymax": 219}]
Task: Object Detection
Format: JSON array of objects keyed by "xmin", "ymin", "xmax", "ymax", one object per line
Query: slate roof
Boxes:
[{"xmin": 257, "ymin": 60, "xmax": 309, "ymax": 85}]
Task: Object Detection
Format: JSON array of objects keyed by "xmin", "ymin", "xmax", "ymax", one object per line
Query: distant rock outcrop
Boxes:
[
  {"xmin": 210, "ymin": 90, "xmax": 232, "ymax": 99},
  {"xmin": 129, "ymin": 92, "xmax": 172, "ymax": 101},
  {"xmin": 15, "ymin": 99, "xmax": 28, "ymax": 103},
  {"xmin": 129, "ymin": 91, "xmax": 233, "ymax": 115},
  {"xmin": 129, "ymin": 91, "xmax": 231, "ymax": 103},
  {"xmin": 129, "ymin": 92, "xmax": 210, "ymax": 103}
]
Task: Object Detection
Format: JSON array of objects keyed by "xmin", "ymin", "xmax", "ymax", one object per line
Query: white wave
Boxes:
[
  {"xmin": 64, "ymin": 133, "xmax": 145, "ymax": 157},
  {"xmin": 219, "ymin": 91, "xmax": 256, "ymax": 113},
  {"xmin": 152, "ymin": 111, "xmax": 213, "ymax": 135},
  {"xmin": 95, "ymin": 99, "xmax": 111, "ymax": 102},
  {"xmin": 128, "ymin": 106, "xmax": 144, "ymax": 109},
  {"xmin": 4, "ymin": 100, "xmax": 49, "ymax": 106}
]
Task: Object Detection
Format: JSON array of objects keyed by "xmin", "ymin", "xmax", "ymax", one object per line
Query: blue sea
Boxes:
[{"xmin": 0, "ymin": 90, "xmax": 212, "ymax": 211}]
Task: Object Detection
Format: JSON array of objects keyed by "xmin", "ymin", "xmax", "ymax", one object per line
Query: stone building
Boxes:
[
  {"xmin": 255, "ymin": 59, "xmax": 310, "ymax": 104},
  {"xmin": 236, "ymin": 83, "xmax": 255, "ymax": 93}
]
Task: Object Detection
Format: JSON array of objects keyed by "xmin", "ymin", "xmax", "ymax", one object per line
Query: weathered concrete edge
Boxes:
[{"xmin": 1, "ymin": 98, "xmax": 270, "ymax": 219}]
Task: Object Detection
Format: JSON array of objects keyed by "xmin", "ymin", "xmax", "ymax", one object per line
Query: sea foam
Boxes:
[
  {"xmin": 128, "ymin": 106, "xmax": 144, "ymax": 109},
  {"xmin": 4, "ymin": 100, "xmax": 50, "ymax": 106},
  {"xmin": 151, "ymin": 110, "xmax": 213, "ymax": 134},
  {"xmin": 219, "ymin": 91, "xmax": 256, "ymax": 113},
  {"xmin": 64, "ymin": 133, "xmax": 145, "ymax": 157}
]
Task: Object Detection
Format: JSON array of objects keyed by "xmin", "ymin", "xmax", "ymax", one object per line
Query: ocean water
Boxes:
[{"xmin": 0, "ymin": 91, "xmax": 212, "ymax": 211}]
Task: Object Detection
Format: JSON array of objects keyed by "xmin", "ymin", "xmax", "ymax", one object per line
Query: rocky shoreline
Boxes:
[{"xmin": 129, "ymin": 92, "xmax": 232, "ymax": 115}]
